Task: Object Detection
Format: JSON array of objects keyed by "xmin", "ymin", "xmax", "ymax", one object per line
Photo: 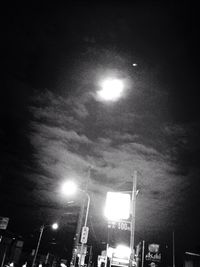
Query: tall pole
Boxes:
[
  {"xmin": 141, "ymin": 240, "xmax": 145, "ymax": 267},
  {"xmin": 130, "ymin": 170, "xmax": 137, "ymax": 266},
  {"xmin": 79, "ymin": 192, "xmax": 90, "ymax": 267},
  {"xmin": 31, "ymin": 225, "xmax": 44, "ymax": 267},
  {"xmin": 0, "ymin": 245, "xmax": 7, "ymax": 267},
  {"xmin": 70, "ymin": 197, "xmax": 85, "ymax": 267},
  {"xmin": 83, "ymin": 192, "xmax": 90, "ymax": 227},
  {"xmin": 172, "ymin": 231, "xmax": 175, "ymax": 267},
  {"xmin": 71, "ymin": 167, "xmax": 91, "ymax": 267},
  {"xmin": 88, "ymin": 245, "xmax": 93, "ymax": 267}
]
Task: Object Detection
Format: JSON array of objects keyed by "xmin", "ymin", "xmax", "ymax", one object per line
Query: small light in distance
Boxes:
[
  {"xmin": 52, "ymin": 223, "xmax": 59, "ymax": 230},
  {"xmin": 132, "ymin": 63, "xmax": 137, "ymax": 67},
  {"xmin": 67, "ymin": 200, "xmax": 74, "ymax": 204}
]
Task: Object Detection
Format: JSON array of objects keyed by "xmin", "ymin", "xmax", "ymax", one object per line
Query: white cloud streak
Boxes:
[{"xmin": 29, "ymin": 88, "xmax": 194, "ymax": 231}]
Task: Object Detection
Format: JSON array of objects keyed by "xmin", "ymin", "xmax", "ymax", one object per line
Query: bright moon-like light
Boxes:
[
  {"xmin": 61, "ymin": 181, "xmax": 77, "ymax": 196},
  {"xmin": 97, "ymin": 78, "xmax": 124, "ymax": 101}
]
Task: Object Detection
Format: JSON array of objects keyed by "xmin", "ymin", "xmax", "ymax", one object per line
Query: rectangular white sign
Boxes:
[
  {"xmin": 104, "ymin": 192, "xmax": 131, "ymax": 221},
  {"xmin": 81, "ymin": 226, "xmax": 89, "ymax": 244}
]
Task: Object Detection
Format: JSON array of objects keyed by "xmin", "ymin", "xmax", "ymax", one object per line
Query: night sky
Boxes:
[{"xmin": 1, "ymin": 1, "xmax": 199, "ymax": 265}]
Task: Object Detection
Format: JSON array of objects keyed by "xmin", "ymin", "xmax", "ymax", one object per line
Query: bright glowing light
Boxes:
[
  {"xmin": 52, "ymin": 223, "xmax": 58, "ymax": 230},
  {"xmin": 107, "ymin": 247, "xmax": 115, "ymax": 258},
  {"xmin": 97, "ymin": 78, "xmax": 124, "ymax": 101},
  {"xmin": 114, "ymin": 245, "xmax": 131, "ymax": 258},
  {"xmin": 104, "ymin": 192, "xmax": 131, "ymax": 221},
  {"xmin": 61, "ymin": 181, "xmax": 77, "ymax": 196}
]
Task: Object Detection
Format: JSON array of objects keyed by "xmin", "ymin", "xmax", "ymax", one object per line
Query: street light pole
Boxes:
[
  {"xmin": 70, "ymin": 167, "xmax": 91, "ymax": 267},
  {"xmin": 31, "ymin": 223, "xmax": 58, "ymax": 267},
  {"xmin": 83, "ymin": 192, "xmax": 90, "ymax": 227},
  {"xmin": 130, "ymin": 170, "xmax": 137, "ymax": 266},
  {"xmin": 31, "ymin": 225, "xmax": 45, "ymax": 267},
  {"xmin": 70, "ymin": 197, "xmax": 85, "ymax": 267},
  {"xmin": 79, "ymin": 191, "xmax": 90, "ymax": 267}
]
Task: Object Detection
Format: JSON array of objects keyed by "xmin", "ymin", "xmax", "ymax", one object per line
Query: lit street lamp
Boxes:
[{"xmin": 31, "ymin": 223, "xmax": 58, "ymax": 267}]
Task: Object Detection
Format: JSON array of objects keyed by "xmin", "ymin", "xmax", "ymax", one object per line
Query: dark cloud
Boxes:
[{"xmin": 27, "ymin": 85, "xmax": 195, "ymax": 242}]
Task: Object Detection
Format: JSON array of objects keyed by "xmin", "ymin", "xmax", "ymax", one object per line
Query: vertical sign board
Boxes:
[
  {"xmin": 105, "ymin": 192, "xmax": 131, "ymax": 249},
  {"xmin": 0, "ymin": 217, "xmax": 9, "ymax": 230},
  {"xmin": 144, "ymin": 244, "xmax": 161, "ymax": 267},
  {"xmin": 81, "ymin": 226, "xmax": 89, "ymax": 244}
]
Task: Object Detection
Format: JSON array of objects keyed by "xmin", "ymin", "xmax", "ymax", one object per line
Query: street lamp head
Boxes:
[
  {"xmin": 97, "ymin": 78, "xmax": 124, "ymax": 102},
  {"xmin": 61, "ymin": 181, "xmax": 77, "ymax": 196},
  {"xmin": 52, "ymin": 223, "xmax": 59, "ymax": 230}
]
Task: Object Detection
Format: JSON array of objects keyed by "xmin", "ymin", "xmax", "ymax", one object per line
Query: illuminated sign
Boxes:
[
  {"xmin": 108, "ymin": 221, "xmax": 131, "ymax": 231},
  {"xmin": 145, "ymin": 243, "xmax": 161, "ymax": 267},
  {"xmin": 104, "ymin": 192, "xmax": 131, "ymax": 221}
]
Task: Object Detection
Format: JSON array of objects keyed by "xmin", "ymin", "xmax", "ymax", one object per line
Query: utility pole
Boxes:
[
  {"xmin": 70, "ymin": 199, "xmax": 85, "ymax": 267},
  {"xmin": 172, "ymin": 231, "xmax": 175, "ymax": 267},
  {"xmin": 130, "ymin": 170, "xmax": 137, "ymax": 267},
  {"xmin": 79, "ymin": 192, "xmax": 90, "ymax": 267},
  {"xmin": 141, "ymin": 240, "xmax": 145, "ymax": 267},
  {"xmin": 70, "ymin": 166, "xmax": 91, "ymax": 267},
  {"xmin": 87, "ymin": 245, "xmax": 93, "ymax": 267},
  {"xmin": 0, "ymin": 245, "xmax": 7, "ymax": 267},
  {"xmin": 32, "ymin": 225, "xmax": 44, "ymax": 267}
]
